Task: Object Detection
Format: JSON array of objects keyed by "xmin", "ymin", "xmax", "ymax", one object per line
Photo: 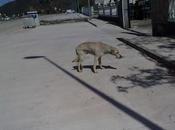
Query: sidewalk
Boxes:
[
  {"xmin": 89, "ymin": 18, "xmax": 175, "ymax": 71},
  {"xmin": 1, "ymin": 15, "xmax": 175, "ymax": 130},
  {"xmin": 117, "ymin": 35, "xmax": 175, "ymax": 71},
  {"xmin": 130, "ymin": 19, "xmax": 152, "ymax": 36}
]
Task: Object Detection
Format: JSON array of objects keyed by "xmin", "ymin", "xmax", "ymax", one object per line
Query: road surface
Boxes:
[{"xmin": 0, "ymin": 17, "xmax": 175, "ymax": 130}]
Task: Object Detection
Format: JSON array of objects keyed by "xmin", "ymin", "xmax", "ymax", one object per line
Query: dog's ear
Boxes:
[{"xmin": 111, "ymin": 49, "xmax": 116, "ymax": 54}]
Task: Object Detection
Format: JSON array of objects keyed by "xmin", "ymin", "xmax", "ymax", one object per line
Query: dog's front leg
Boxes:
[
  {"xmin": 77, "ymin": 62, "xmax": 82, "ymax": 72},
  {"xmin": 77, "ymin": 53, "xmax": 83, "ymax": 72},
  {"xmin": 93, "ymin": 56, "xmax": 98, "ymax": 73}
]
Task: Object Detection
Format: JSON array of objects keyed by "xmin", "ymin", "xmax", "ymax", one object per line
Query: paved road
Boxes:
[
  {"xmin": 0, "ymin": 13, "xmax": 87, "ymax": 35},
  {"xmin": 0, "ymin": 19, "xmax": 24, "ymax": 35},
  {"xmin": 39, "ymin": 13, "xmax": 88, "ymax": 21},
  {"xmin": 0, "ymin": 17, "xmax": 175, "ymax": 130}
]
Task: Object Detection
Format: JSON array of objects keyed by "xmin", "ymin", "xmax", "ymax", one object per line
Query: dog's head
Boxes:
[{"xmin": 111, "ymin": 48, "xmax": 122, "ymax": 59}]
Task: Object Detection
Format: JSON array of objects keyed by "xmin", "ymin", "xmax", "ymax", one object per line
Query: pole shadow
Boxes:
[{"xmin": 24, "ymin": 56, "xmax": 165, "ymax": 130}]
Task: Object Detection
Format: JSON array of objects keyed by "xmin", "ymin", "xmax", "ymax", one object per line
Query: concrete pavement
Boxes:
[
  {"xmin": 39, "ymin": 13, "xmax": 89, "ymax": 25},
  {"xmin": 0, "ymin": 19, "xmax": 24, "ymax": 35},
  {"xmin": 0, "ymin": 17, "xmax": 175, "ymax": 130},
  {"xmin": 130, "ymin": 20, "xmax": 152, "ymax": 36},
  {"xmin": 117, "ymin": 37, "xmax": 175, "ymax": 71},
  {"xmin": 90, "ymin": 19, "xmax": 175, "ymax": 71}
]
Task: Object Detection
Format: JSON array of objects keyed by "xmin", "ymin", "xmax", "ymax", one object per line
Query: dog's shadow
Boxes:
[{"xmin": 73, "ymin": 65, "xmax": 117, "ymax": 72}]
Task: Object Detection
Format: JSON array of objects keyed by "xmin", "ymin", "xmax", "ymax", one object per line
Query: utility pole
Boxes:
[
  {"xmin": 77, "ymin": 0, "xmax": 80, "ymax": 13},
  {"xmin": 75, "ymin": 0, "xmax": 79, "ymax": 13},
  {"xmin": 88, "ymin": 0, "xmax": 91, "ymax": 16},
  {"xmin": 75, "ymin": 0, "xmax": 77, "ymax": 12},
  {"xmin": 122, "ymin": 0, "xmax": 130, "ymax": 28}
]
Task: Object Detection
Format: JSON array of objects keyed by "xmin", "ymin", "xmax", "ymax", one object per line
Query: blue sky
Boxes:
[{"xmin": 0, "ymin": 0, "xmax": 14, "ymax": 6}]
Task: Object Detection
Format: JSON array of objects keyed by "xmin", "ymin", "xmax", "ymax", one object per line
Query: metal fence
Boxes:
[{"xmin": 97, "ymin": 2, "xmax": 120, "ymax": 17}]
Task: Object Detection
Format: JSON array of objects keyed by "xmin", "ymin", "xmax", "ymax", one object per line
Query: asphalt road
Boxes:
[
  {"xmin": 0, "ymin": 16, "xmax": 175, "ymax": 130},
  {"xmin": 0, "ymin": 19, "xmax": 24, "ymax": 35}
]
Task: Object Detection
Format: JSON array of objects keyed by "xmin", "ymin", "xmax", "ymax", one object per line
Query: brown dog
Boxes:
[{"xmin": 72, "ymin": 41, "xmax": 122, "ymax": 73}]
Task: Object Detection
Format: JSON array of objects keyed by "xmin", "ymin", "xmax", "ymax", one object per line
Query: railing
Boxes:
[{"xmin": 97, "ymin": 2, "xmax": 120, "ymax": 17}]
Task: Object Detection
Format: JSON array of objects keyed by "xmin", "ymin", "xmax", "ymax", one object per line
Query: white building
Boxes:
[
  {"xmin": 95, "ymin": 0, "xmax": 116, "ymax": 5},
  {"xmin": 95, "ymin": 0, "xmax": 136, "ymax": 5}
]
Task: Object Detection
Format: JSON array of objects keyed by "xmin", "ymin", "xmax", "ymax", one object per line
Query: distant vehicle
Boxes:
[
  {"xmin": 23, "ymin": 11, "xmax": 40, "ymax": 28},
  {"xmin": 3, "ymin": 16, "xmax": 10, "ymax": 21},
  {"xmin": 65, "ymin": 9, "xmax": 75, "ymax": 14}
]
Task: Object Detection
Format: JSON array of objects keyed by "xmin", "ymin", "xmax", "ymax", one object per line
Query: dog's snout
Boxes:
[{"xmin": 116, "ymin": 54, "xmax": 122, "ymax": 59}]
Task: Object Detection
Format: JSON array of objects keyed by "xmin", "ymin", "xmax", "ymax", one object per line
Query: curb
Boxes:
[
  {"xmin": 125, "ymin": 29, "xmax": 150, "ymax": 36},
  {"xmin": 87, "ymin": 20, "xmax": 98, "ymax": 27},
  {"xmin": 40, "ymin": 18, "xmax": 88, "ymax": 25},
  {"xmin": 117, "ymin": 38, "xmax": 175, "ymax": 71}
]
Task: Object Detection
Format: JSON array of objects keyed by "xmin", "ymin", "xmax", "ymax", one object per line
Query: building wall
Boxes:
[{"xmin": 152, "ymin": 0, "xmax": 175, "ymax": 36}]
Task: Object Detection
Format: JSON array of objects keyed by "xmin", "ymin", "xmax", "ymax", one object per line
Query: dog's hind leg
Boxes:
[
  {"xmin": 98, "ymin": 57, "xmax": 104, "ymax": 69},
  {"xmin": 77, "ymin": 53, "xmax": 83, "ymax": 72}
]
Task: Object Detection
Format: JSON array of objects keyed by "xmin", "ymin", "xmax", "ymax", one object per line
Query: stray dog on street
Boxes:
[{"xmin": 72, "ymin": 41, "xmax": 122, "ymax": 73}]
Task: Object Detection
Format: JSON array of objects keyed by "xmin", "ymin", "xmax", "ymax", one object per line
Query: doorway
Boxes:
[{"xmin": 129, "ymin": 0, "xmax": 152, "ymax": 35}]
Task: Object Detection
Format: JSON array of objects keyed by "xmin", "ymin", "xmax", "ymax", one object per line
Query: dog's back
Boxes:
[{"xmin": 76, "ymin": 41, "xmax": 111, "ymax": 55}]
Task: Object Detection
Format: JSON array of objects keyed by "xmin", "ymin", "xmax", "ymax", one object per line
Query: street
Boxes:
[
  {"xmin": 0, "ymin": 19, "xmax": 24, "ymax": 35},
  {"xmin": 0, "ymin": 17, "xmax": 175, "ymax": 130}
]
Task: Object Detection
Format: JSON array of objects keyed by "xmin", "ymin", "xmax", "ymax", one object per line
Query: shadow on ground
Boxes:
[
  {"xmin": 120, "ymin": 36, "xmax": 175, "ymax": 70},
  {"xmin": 73, "ymin": 65, "xmax": 116, "ymax": 72},
  {"xmin": 111, "ymin": 66, "xmax": 175, "ymax": 92},
  {"xmin": 128, "ymin": 36, "xmax": 175, "ymax": 52},
  {"xmin": 122, "ymin": 31, "xmax": 149, "ymax": 36},
  {"xmin": 24, "ymin": 56, "xmax": 165, "ymax": 130},
  {"xmin": 158, "ymin": 43, "xmax": 175, "ymax": 50}
]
